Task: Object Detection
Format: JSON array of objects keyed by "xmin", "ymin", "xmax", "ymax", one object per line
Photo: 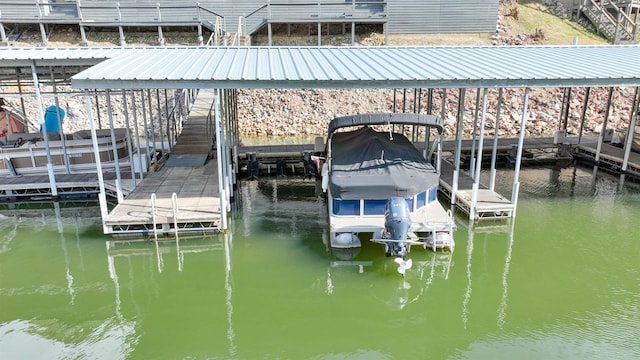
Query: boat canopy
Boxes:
[
  {"xmin": 328, "ymin": 113, "xmax": 443, "ymax": 138},
  {"xmin": 329, "ymin": 126, "xmax": 439, "ymax": 200}
]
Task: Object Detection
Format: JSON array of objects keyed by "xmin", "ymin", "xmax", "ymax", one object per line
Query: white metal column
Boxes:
[
  {"xmin": 84, "ymin": 90, "xmax": 109, "ymax": 234},
  {"xmin": 510, "ymin": 88, "xmax": 531, "ymax": 218}
]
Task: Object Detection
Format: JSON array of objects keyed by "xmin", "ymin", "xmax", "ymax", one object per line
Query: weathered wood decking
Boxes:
[
  {"xmin": 104, "ymin": 89, "xmax": 222, "ymax": 238},
  {"xmin": 438, "ymin": 161, "xmax": 515, "ymax": 220}
]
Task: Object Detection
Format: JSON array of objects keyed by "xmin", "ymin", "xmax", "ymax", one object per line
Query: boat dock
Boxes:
[
  {"xmin": 0, "ymin": 171, "xmax": 132, "ymax": 201},
  {"xmin": 104, "ymin": 89, "xmax": 223, "ymax": 238},
  {"xmin": 574, "ymin": 141, "xmax": 640, "ymax": 178},
  {"xmin": 438, "ymin": 160, "xmax": 515, "ymax": 220}
]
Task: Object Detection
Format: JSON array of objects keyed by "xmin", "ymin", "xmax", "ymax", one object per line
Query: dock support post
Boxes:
[
  {"xmin": 621, "ymin": 87, "xmax": 640, "ymax": 172},
  {"xmin": 471, "ymin": 88, "xmax": 489, "ymax": 220},
  {"xmin": 215, "ymin": 89, "xmax": 227, "ymax": 230},
  {"xmin": 140, "ymin": 90, "xmax": 152, "ymax": 169},
  {"xmin": 106, "ymin": 90, "xmax": 124, "ymax": 203},
  {"xmin": 84, "ymin": 90, "xmax": 109, "ymax": 234},
  {"xmin": 122, "ymin": 90, "xmax": 137, "ymax": 189},
  {"xmin": 49, "ymin": 68, "xmax": 70, "ymax": 175},
  {"xmin": 31, "ymin": 61, "xmax": 57, "ymax": 197},
  {"xmin": 451, "ymin": 89, "xmax": 466, "ymax": 206},
  {"xmin": 469, "ymin": 89, "xmax": 481, "ymax": 180},
  {"xmin": 489, "ymin": 89, "xmax": 503, "ymax": 191},
  {"xmin": 595, "ymin": 87, "xmax": 614, "ymax": 162},
  {"xmin": 146, "ymin": 90, "xmax": 157, "ymax": 159},
  {"xmin": 130, "ymin": 90, "xmax": 144, "ymax": 181},
  {"xmin": 156, "ymin": 89, "xmax": 165, "ymax": 155},
  {"xmin": 511, "ymin": 88, "xmax": 530, "ymax": 218},
  {"xmin": 578, "ymin": 87, "xmax": 591, "ymax": 145}
]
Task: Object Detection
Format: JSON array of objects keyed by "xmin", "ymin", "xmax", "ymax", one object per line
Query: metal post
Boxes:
[
  {"xmin": 106, "ymin": 90, "xmax": 124, "ymax": 203},
  {"xmin": 121, "ymin": 90, "xmax": 137, "ymax": 189},
  {"xmin": 578, "ymin": 87, "xmax": 591, "ymax": 144},
  {"xmin": 130, "ymin": 90, "xmax": 144, "ymax": 180},
  {"xmin": 452, "ymin": 88, "xmax": 466, "ymax": 206},
  {"xmin": 511, "ymin": 88, "xmax": 530, "ymax": 217},
  {"xmin": 147, "ymin": 90, "xmax": 157, "ymax": 159},
  {"xmin": 471, "ymin": 88, "xmax": 489, "ymax": 220},
  {"xmin": 595, "ymin": 87, "xmax": 614, "ymax": 162},
  {"xmin": 215, "ymin": 89, "xmax": 227, "ymax": 230},
  {"xmin": 469, "ymin": 89, "xmax": 480, "ymax": 180},
  {"xmin": 621, "ymin": 87, "xmax": 639, "ymax": 172},
  {"xmin": 84, "ymin": 91, "xmax": 109, "ymax": 234},
  {"xmin": 164, "ymin": 89, "xmax": 172, "ymax": 152},
  {"xmin": 156, "ymin": 89, "xmax": 165, "ymax": 155},
  {"xmin": 157, "ymin": 3, "xmax": 164, "ymax": 45},
  {"xmin": 31, "ymin": 61, "xmax": 57, "ymax": 196},
  {"xmin": 50, "ymin": 68, "xmax": 70, "ymax": 174},
  {"xmin": 351, "ymin": 22, "xmax": 355, "ymax": 45},
  {"xmin": 489, "ymin": 88, "xmax": 503, "ymax": 191},
  {"xmin": 140, "ymin": 90, "xmax": 152, "ymax": 168},
  {"xmin": 116, "ymin": 2, "xmax": 125, "ymax": 45}
]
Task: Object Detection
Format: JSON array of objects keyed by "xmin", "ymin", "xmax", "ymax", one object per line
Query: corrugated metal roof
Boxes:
[
  {"xmin": 0, "ymin": 47, "xmax": 137, "ymax": 67},
  {"xmin": 68, "ymin": 45, "xmax": 640, "ymax": 89},
  {"xmin": 4, "ymin": 45, "xmax": 638, "ymax": 89}
]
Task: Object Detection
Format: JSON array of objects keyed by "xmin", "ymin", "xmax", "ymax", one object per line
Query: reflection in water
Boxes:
[
  {"xmin": 497, "ymin": 219, "xmax": 516, "ymax": 330},
  {"xmin": 462, "ymin": 220, "xmax": 474, "ymax": 330},
  {"xmin": 105, "ymin": 234, "xmax": 233, "ymax": 357},
  {"xmin": 1, "ymin": 167, "xmax": 640, "ymax": 359}
]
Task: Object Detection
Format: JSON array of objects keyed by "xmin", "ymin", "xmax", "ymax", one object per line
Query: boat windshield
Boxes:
[{"xmin": 332, "ymin": 186, "xmax": 438, "ymax": 216}]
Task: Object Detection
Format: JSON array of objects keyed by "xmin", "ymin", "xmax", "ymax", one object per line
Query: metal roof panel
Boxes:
[{"xmin": 1, "ymin": 45, "xmax": 630, "ymax": 89}]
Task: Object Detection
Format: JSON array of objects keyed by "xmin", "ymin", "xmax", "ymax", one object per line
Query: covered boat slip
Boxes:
[
  {"xmin": 2, "ymin": 46, "xmax": 640, "ymax": 236},
  {"xmin": 327, "ymin": 113, "xmax": 455, "ymax": 243},
  {"xmin": 104, "ymin": 89, "xmax": 226, "ymax": 237}
]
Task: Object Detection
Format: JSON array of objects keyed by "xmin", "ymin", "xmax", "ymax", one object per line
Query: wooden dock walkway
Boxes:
[
  {"xmin": 104, "ymin": 89, "xmax": 222, "ymax": 238},
  {"xmin": 0, "ymin": 171, "xmax": 133, "ymax": 200},
  {"xmin": 438, "ymin": 161, "xmax": 515, "ymax": 220},
  {"xmin": 575, "ymin": 141, "xmax": 640, "ymax": 177}
]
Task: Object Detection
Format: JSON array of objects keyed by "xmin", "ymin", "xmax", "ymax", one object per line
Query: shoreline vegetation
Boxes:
[{"xmin": 1, "ymin": 0, "xmax": 637, "ymax": 141}]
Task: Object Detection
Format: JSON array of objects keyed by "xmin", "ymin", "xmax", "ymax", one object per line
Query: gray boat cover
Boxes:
[
  {"xmin": 328, "ymin": 113, "xmax": 443, "ymax": 137},
  {"xmin": 330, "ymin": 126, "xmax": 439, "ymax": 200}
]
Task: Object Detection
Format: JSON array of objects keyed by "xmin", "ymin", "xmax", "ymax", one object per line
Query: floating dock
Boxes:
[
  {"xmin": 439, "ymin": 161, "xmax": 515, "ymax": 220},
  {"xmin": 574, "ymin": 141, "xmax": 640, "ymax": 178},
  {"xmin": 104, "ymin": 89, "xmax": 222, "ymax": 238}
]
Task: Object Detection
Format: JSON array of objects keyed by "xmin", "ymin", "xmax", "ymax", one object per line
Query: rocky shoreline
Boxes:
[
  {"xmin": 2, "ymin": 74, "xmax": 636, "ymax": 143},
  {"xmin": 236, "ymin": 87, "xmax": 637, "ymax": 139}
]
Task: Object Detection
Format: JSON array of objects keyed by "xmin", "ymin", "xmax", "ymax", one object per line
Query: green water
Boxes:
[{"xmin": 1, "ymin": 165, "xmax": 639, "ymax": 359}]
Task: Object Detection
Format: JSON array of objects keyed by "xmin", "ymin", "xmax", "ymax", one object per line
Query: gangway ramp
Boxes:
[{"xmin": 105, "ymin": 89, "xmax": 221, "ymax": 238}]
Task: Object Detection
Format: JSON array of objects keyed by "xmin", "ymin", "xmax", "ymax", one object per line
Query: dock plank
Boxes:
[{"xmin": 105, "ymin": 89, "xmax": 222, "ymax": 236}]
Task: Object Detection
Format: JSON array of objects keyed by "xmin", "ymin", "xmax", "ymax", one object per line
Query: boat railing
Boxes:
[{"xmin": 0, "ymin": 130, "xmax": 131, "ymax": 176}]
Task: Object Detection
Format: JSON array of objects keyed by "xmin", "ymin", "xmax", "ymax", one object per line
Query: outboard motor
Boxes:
[{"xmin": 384, "ymin": 197, "xmax": 412, "ymax": 258}]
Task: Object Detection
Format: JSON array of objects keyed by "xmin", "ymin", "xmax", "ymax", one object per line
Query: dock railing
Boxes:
[
  {"xmin": 580, "ymin": 0, "xmax": 638, "ymax": 43},
  {"xmin": 244, "ymin": 0, "xmax": 387, "ymax": 36}
]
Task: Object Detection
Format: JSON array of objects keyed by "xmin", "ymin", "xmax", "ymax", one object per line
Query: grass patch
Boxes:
[{"xmin": 506, "ymin": 2, "xmax": 608, "ymax": 45}]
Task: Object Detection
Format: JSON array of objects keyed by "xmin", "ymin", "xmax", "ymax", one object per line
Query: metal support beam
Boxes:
[
  {"xmin": 84, "ymin": 90, "xmax": 109, "ymax": 234},
  {"xmin": 595, "ymin": 87, "xmax": 614, "ymax": 162},
  {"xmin": 31, "ymin": 61, "xmax": 57, "ymax": 197},
  {"xmin": 471, "ymin": 88, "xmax": 489, "ymax": 220},
  {"xmin": 106, "ymin": 90, "xmax": 124, "ymax": 203},
  {"xmin": 489, "ymin": 88, "xmax": 503, "ymax": 191},
  {"xmin": 511, "ymin": 88, "xmax": 531, "ymax": 217},
  {"xmin": 121, "ymin": 89, "xmax": 137, "ymax": 190},
  {"xmin": 451, "ymin": 88, "xmax": 466, "ymax": 206}
]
